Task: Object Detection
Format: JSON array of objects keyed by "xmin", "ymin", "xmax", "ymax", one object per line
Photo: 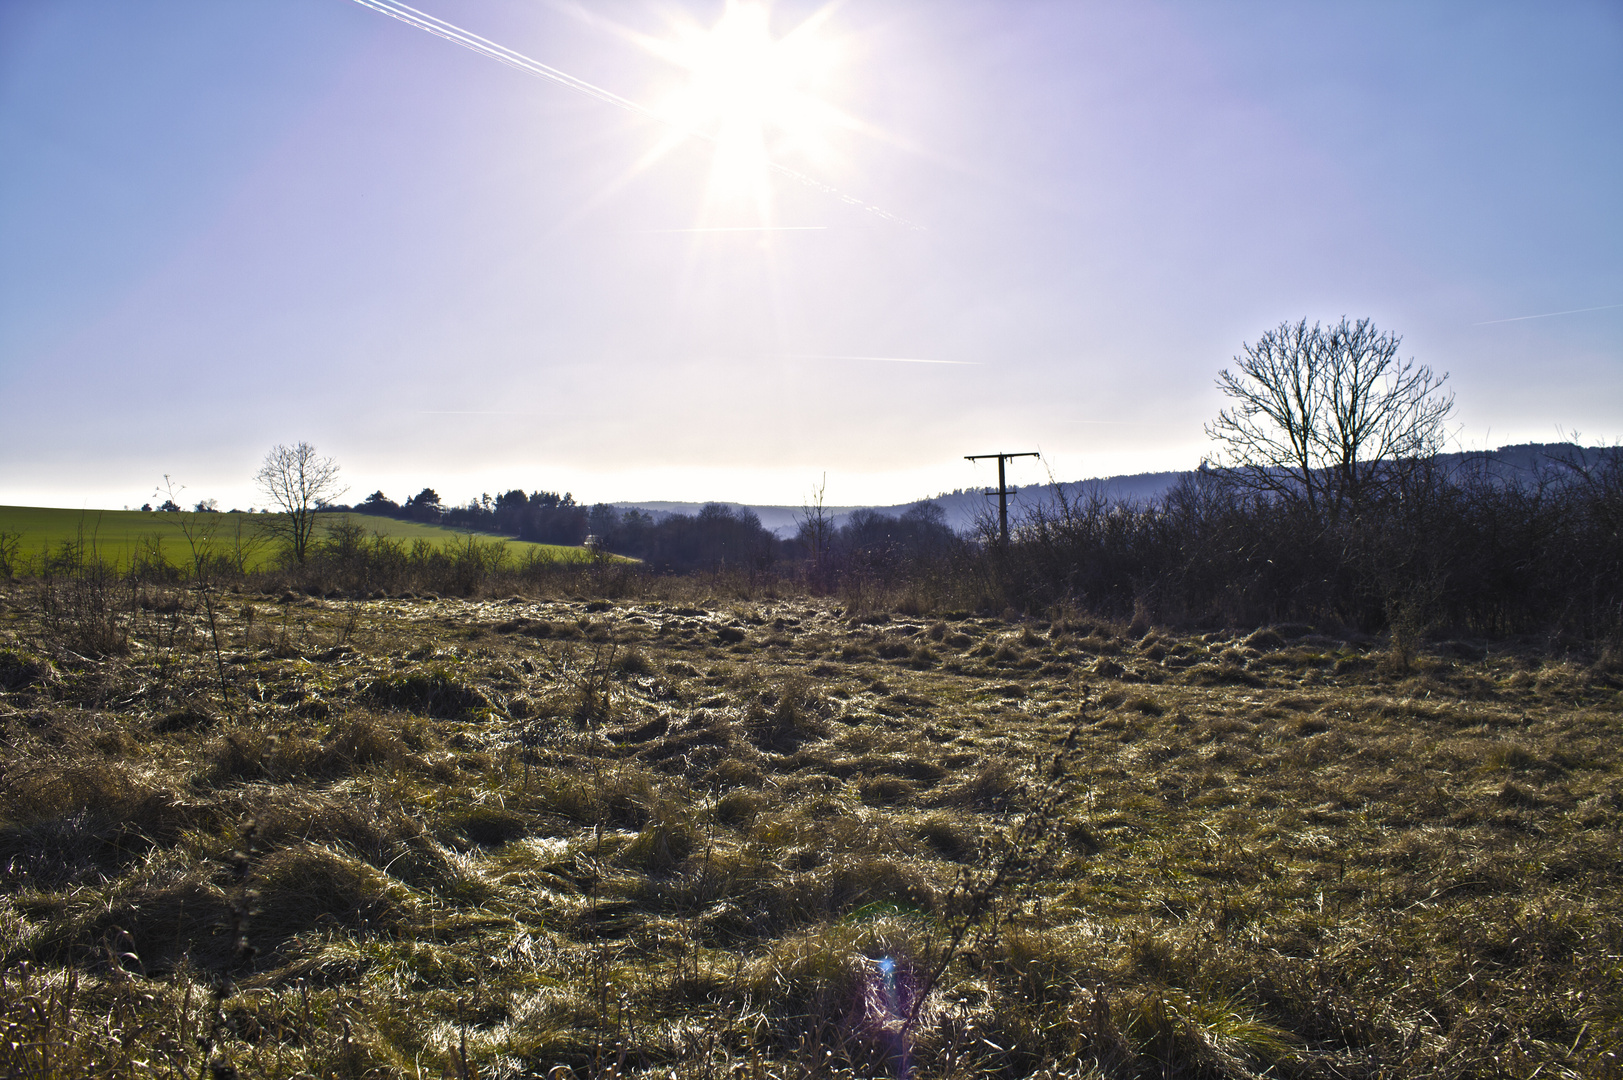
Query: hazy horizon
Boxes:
[
  {"xmin": 3, "ymin": 0, "xmax": 1619, "ymax": 512},
  {"xmin": 4, "ymin": 440, "xmax": 1606, "ymax": 520}
]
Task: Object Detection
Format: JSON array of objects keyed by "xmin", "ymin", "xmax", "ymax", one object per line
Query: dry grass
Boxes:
[{"xmin": 0, "ymin": 580, "xmax": 1619, "ymax": 1078}]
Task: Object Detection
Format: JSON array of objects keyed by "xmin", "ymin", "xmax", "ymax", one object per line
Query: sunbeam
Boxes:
[{"xmin": 348, "ymin": 0, "xmax": 916, "ymax": 227}]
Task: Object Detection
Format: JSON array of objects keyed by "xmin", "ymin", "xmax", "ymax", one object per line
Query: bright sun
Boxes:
[{"xmin": 648, "ymin": 2, "xmax": 845, "ymax": 212}]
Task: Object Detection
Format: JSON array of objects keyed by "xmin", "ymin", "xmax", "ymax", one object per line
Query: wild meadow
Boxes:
[
  {"xmin": 0, "ymin": 552, "xmax": 1618, "ymax": 1078},
  {"xmin": 8, "ymin": 0, "xmax": 1616, "ymax": 1072}
]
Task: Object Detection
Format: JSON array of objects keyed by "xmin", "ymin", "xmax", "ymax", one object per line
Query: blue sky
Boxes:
[{"xmin": 2, "ymin": 0, "xmax": 1618, "ymax": 510}]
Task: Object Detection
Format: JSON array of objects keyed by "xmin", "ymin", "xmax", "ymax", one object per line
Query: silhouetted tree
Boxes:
[
  {"xmin": 494, "ymin": 490, "xmax": 529, "ymax": 533},
  {"xmin": 359, "ymin": 490, "xmax": 399, "ymax": 515},
  {"xmin": 1207, "ymin": 318, "xmax": 1453, "ymax": 521},
  {"xmin": 254, "ymin": 442, "xmax": 346, "ymax": 564},
  {"xmin": 405, "ymin": 488, "xmax": 442, "ymax": 523},
  {"xmin": 517, "ymin": 491, "xmax": 587, "ymax": 545}
]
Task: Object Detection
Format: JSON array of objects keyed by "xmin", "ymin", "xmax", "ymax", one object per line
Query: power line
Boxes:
[{"xmin": 960, "ymin": 451, "xmax": 1038, "ymax": 542}]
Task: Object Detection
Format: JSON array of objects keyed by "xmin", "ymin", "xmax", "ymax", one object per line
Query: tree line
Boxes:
[
  {"xmin": 992, "ymin": 445, "xmax": 1621, "ymax": 638},
  {"xmin": 337, "ymin": 485, "xmax": 960, "ymax": 577},
  {"xmin": 22, "ymin": 316, "xmax": 1613, "ymax": 642}
]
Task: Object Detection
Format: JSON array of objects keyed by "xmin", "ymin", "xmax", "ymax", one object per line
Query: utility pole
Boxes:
[{"xmin": 965, "ymin": 451, "xmax": 1039, "ymax": 545}]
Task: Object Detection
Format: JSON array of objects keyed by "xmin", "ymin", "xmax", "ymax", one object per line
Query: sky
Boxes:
[{"xmin": 1, "ymin": 0, "xmax": 1619, "ymax": 512}]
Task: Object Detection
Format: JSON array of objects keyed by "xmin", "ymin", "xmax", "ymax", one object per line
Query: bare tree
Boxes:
[
  {"xmin": 1206, "ymin": 318, "xmax": 1453, "ymax": 520},
  {"xmin": 796, "ymin": 473, "xmax": 834, "ymax": 590},
  {"xmin": 254, "ymin": 442, "xmax": 346, "ymax": 564},
  {"xmin": 155, "ymin": 476, "xmax": 231, "ymax": 702}
]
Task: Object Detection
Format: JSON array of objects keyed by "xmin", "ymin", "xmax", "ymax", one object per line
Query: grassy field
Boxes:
[
  {"xmin": 0, "ymin": 505, "xmax": 589, "ymax": 572},
  {"xmin": 0, "ymin": 578, "xmax": 1619, "ymax": 1078}
]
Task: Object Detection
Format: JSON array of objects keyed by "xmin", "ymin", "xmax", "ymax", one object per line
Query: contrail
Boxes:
[
  {"xmin": 350, "ymin": 0, "xmax": 662, "ymax": 117},
  {"xmin": 789, "ymin": 353, "xmax": 978, "ymax": 366},
  {"xmin": 347, "ymin": 0, "xmax": 919, "ymax": 228},
  {"xmin": 1474, "ymin": 302, "xmax": 1623, "ymax": 325}
]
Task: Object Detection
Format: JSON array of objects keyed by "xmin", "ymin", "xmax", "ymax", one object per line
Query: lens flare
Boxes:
[
  {"xmin": 351, "ymin": 0, "xmax": 915, "ymax": 228},
  {"xmin": 652, "ymin": 1, "xmax": 848, "ymax": 213},
  {"xmin": 856, "ymin": 953, "xmax": 928, "ymax": 1078}
]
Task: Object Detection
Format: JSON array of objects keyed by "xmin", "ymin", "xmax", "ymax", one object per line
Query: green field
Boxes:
[{"xmin": 0, "ymin": 505, "xmax": 590, "ymax": 572}]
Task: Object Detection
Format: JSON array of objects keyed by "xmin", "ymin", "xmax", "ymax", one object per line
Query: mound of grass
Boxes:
[
  {"xmin": 449, "ymin": 804, "xmax": 529, "ymax": 847},
  {"xmin": 1185, "ymin": 662, "xmax": 1263, "ymax": 687},
  {"xmin": 0, "ymin": 649, "xmax": 51, "ymax": 691},
  {"xmin": 361, "ymin": 668, "xmax": 489, "ymax": 718},
  {"xmin": 84, "ymin": 872, "xmax": 238, "ymax": 973},
  {"xmin": 253, "ymin": 843, "xmax": 407, "ymax": 945},
  {"xmin": 745, "ymin": 675, "xmax": 829, "ymax": 751},
  {"xmin": 1243, "ymin": 627, "xmax": 1287, "ymax": 650}
]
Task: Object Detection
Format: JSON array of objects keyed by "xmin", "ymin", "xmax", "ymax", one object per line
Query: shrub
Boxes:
[{"xmin": 38, "ymin": 562, "xmax": 133, "ymax": 657}]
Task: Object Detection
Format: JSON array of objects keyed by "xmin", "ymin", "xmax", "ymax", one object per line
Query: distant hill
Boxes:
[
  {"xmin": 611, "ymin": 443, "xmax": 1613, "ymax": 538},
  {"xmin": 609, "ymin": 471, "xmax": 1188, "ymax": 537}
]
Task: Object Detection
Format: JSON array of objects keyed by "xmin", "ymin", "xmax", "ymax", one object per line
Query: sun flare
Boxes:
[{"xmin": 651, "ymin": 1, "xmax": 846, "ymax": 212}]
